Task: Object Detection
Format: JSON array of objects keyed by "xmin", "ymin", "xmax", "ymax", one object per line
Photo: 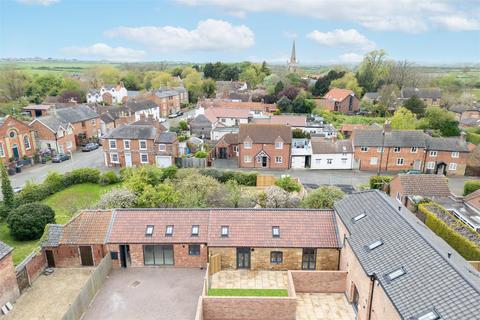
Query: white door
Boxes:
[
  {"xmin": 156, "ymin": 156, "xmax": 172, "ymax": 168},
  {"xmin": 291, "ymin": 156, "xmax": 305, "ymax": 169},
  {"xmin": 125, "ymin": 153, "xmax": 132, "ymax": 167}
]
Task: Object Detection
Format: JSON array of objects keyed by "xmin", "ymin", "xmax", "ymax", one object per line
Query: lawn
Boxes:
[
  {"xmin": 208, "ymin": 288, "xmax": 289, "ymax": 297},
  {"xmin": 0, "ymin": 183, "xmax": 114, "ymax": 265}
]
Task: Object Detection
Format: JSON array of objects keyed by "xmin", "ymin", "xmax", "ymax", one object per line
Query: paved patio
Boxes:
[
  {"xmin": 210, "ymin": 270, "xmax": 288, "ymax": 289},
  {"xmin": 296, "ymin": 293, "xmax": 356, "ymax": 320}
]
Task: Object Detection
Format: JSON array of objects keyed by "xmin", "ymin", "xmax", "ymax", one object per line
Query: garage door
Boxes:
[
  {"xmin": 291, "ymin": 156, "xmax": 305, "ymax": 169},
  {"xmin": 156, "ymin": 156, "xmax": 172, "ymax": 168}
]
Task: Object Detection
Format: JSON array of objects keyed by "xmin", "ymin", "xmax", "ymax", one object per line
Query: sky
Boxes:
[{"xmin": 0, "ymin": 0, "xmax": 479, "ymax": 64}]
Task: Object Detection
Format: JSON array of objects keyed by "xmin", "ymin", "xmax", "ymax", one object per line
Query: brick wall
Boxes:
[
  {"xmin": 388, "ymin": 177, "xmax": 405, "ymax": 205},
  {"xmin": 0, "ymin": 253, "xmax": 20, "ymax": 308},
  {"xmin": 316, "ymin": 248, "xmax": 340, "ymax": 270},
  {"xmin": 238, "ymin": 143, "xmax": 291, "ymax": 169},
  {"xmin": 202, "ymin": 296, "xmax": 296, "ymax": 320},
  {"xmin": 290, "ymin": 270, "xmax": 347, "ymax": 293},
  {"xmin": 71, "ymin": 117, "xmax": 101, "ymax": 139},
  {"xmin": 425, "ymin": 151, "xmax": 468, "ymax": 176},
  {"xmin": 25, "ymin": 251, "xmax": 46, "ymax": 283},
  {"xmin": 30, "ymin": 121, "xmax": 77, "ymax": 152},
  {"xmin": 145, "ymin": 94, "xmax": 181, "ymax": 117},
  {"xmin": 355, "ymin": 146, "xmax": 425, "ymax": 172},
  {"xmin": 209, "ymin": 248, "xmax": 236, "ymax": 270},
  {"xmin": 0, "ymin": 117, "xmax": 37, "ymax": 162},
  {"xmin": 370, "ymin": 279, "xmax": 401, "ymax": 320},
  {"xmin": 49, "ymin": 244, "xmax": 105, "ymax": 267}
]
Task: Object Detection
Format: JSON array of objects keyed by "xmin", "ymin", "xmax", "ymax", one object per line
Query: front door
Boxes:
[
  {"xmin": 262, "ymin": 156, "xmax": 268, "ymax": 168},
  {"xmin": 45, "ymin": 250, "xmax": 55, "ymax": 268},
  {"xmin": 302, "ymin": 248, "xmax": 316, "ymax": 270},
  {"xmin": 413, "ymin": 160, "xmax": 422, "ymax": 170},
  {"xmin": 12, "ymin": 144, "xmax": 19, "ymax": 159},
  {"xmin": 219, "ymin": 147, "xmax": 227, "ymax": 159},
  {"xmin": 119, "ymin": 245, "xmax": 131, "ymax": 268},
  {"xmin": 237, "ymin": 247, "xmax": 250, "ymax": 269},
  {"xmin": 125, "ymin": 153, "xmax": 132, "ymax": 167},
  {"xmin": 79, "ymin": 246, "xmax": 94, "ymax": 266}
]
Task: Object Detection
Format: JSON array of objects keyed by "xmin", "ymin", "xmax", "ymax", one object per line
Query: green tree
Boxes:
[
  {"xmin": 225, "ymin": 179, "xmax": 242, "ymax": 208},
  {"xmin": 1, "ymin": 164, "xmax": 14, "ymax": 210},
  {"xmin": 7, "ymin": 203, "xmax": 55, "ymax": 240},
  {"xmin": 0, "ymin": 66, "xmax": 29, "ymax": 101},
  {"xmin": 390, "ymin": 107, "xmax": 417, "ymax": 129},
  {"xmin": 302, "ymin": 186, "xmax": 345, "ymax": 209},
  {"xmin": 178, "ymin": 120, "xmax": 188, "ymax": 131},
  {"xmin": 330, "ymin": 72, "xmax": 362, "ymax": 97},
  {"xmin": 312, "ymin": 70, "xmax": 345, "ymax": 96},
  {"xmin": 356, "ymin": 50, "xmax": 389, "ymax": 92},
  {"xmin": 202, "ymin": 78, "xmax": 216, "ymax": 98},
  {"xmin": 263, "ymin": 74, "xmax": 280, "ymax": 94},
  {"xmin": 418, "ymin": 107, "xmax": 460, "ymax": 136},
  {"xmin": 275, "ymin": 176, "xmax": 301, "ymax": 192},
  {"xmin": 274, "ymin": 81, "xmax": 285, "ymax": 96},
  {"xmin": 403, "ymin": 95, "xmax": 426, "ymax": 116},
  {"xmin": 137, "ymin": 184, "xmax": 179, "ymax": 208},
  {"xmin": 239, "ymin": 65, "xmax": 264, "ymax": 89},
  {"xmin": 151, "ymin": 72, "xmax": 180, "ymax": 88},
  {"xmin": 184, "ymin": 70, "xmax": 203, "ymax": 103},
  {"xmin": 277, "ymin": 96, "xmax": 292, "ymax": 113}
]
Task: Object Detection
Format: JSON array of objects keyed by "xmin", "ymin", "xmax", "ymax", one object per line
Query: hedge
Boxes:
[
  {"xmin": 419, "ymin": 203, "xmax": 480, "ymax": 261},
  {"xmin": 199, "ymin": 168, "xmax": 257, "ymax": 186},
  {"xmin": 467, "ymin": 132, "xmax": 480, "ymax": 145},
  {"xmin": 369, "ymin": 176, "xmax": 392, "ymax": 190},
  {"xmin": 464, "ymin": 180, "xmax": 480, "ymax": 196}
]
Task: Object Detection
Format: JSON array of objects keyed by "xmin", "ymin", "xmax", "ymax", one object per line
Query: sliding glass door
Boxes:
[{"xmin": 143, "ymin": 245, "xmax": 174, "ymax": 265}]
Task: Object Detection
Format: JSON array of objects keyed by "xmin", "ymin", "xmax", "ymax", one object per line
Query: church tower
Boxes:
[{"xmin": 287, "ymin": 40, "xmax": 297, "ymax": 73}]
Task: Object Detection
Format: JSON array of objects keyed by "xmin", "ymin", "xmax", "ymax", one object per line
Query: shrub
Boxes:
[
  {"xmin": 63, "ymin": 168, "xmax": 100, "ymax": 186},
  {"xmin": 467, "ymin": 132, "xmax": 480, "ymax": 145},
  {"xmin": 369, "ymin": 176, "xmax": 392, "ymax": 191},
  {"xmin": 194, "ymin": 150, "xmax": 208, "ymax": 158},
  {"xmin": 44, "ymin": 172, "xmax": 66, "ymax": 193},
  {"xmin": 199, "ymin": 169, "xmax": 257, "ymax": 186},
  {"xmin": 464, "ymin": 180, "xmax": 480, "ymax": 196},
  {"xmin": 260, "ymin": 186, "xmax": 300, "ymax": 208},
  {"xmin": 16, "ymin": 182, "xmax": 51, "ymax": 205},
  {"xmin": 275, "ymin": 176, "xmax": 301, "ymax": 192},
  {"xmin": 7, "ymin": 203, "xmax": 55, "ymax": 241},
  {"xmin": 1, "ymin": 164, "xmax": 14, "ymax": 210},
  {"xmin": 302, "ymin": 186, "xmax": 345, "ymax": 209},
  {"xmin": 99, "ymin": 171, "xmax": 121, "ymax": 186},
  {"xmin": 160, "ymin": 166, "xmax": 178, "ymax": 181},
  {"xmin": 0, "ymin": 203, "xmax": 9, "ymax": 220},
  {"xmin": 96, "ymin": 187, "xmax": 137, "ymax": 209}
]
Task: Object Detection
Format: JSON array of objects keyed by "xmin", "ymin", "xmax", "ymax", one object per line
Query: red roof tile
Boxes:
[
  {"xmin": 60, "ymin": 211, "xmax": 113, "ymax": 245},
  {"xmin": 253, "ymin": 115, "xmax": 306, "ymax": 127},
  {"xmin": 325, "ymin": 88, "xmax": 356, "ymax": 102}
]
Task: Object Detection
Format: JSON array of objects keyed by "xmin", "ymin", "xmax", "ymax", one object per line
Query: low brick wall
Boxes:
[
  {"xmin": 195, "ymin": 296, "xmax": 203, "ymax": 320},
  {"xmin": 25, "ymin": 251, "xmax": 47, "ymax": 283},
  {"xmin": 290, "ymin": 270, "xmax": 347, "ymax": 293}
]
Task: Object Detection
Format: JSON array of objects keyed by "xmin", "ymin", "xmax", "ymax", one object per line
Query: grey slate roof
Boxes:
[
  {"xmin": 334, "ymin": 190, "xmax": 480, "ymax": 320},
  {"xmin": 55, "ymin": 104, "xmax": 99, "ymax": 123},
  {"xmin": 36, "ymin": 115, "xmax": 68, "ymax": 132},
  {"xmin": 353, "ymin": 130, "xmax": 427, "ymax": 147},
  {"xmin": 311, "ymin": 138, "xmax": 353, "ymax": 154},
  {"xmin": 401, "ymin": 87, "xmax": 441, "ymax": 99},
  {"xmin": 363, "ymin": 92, "xmax": 380, "ymax": 100},
  {"xmin": 0, "ymin": 241, "xmax": 13, "ymax": 260},
  {"xmin": 192, "ymin": 114, "xmax": 213, "ymax": 125},
  {"xmin": 426, "ymin": 137, "xmax": 470, "ymax": 152},
  {"xmin": 42, "ymin": 224, "xmax": 64, "ymax": 247},
  {"xmin": 155, "ymin": 87, "xmax": 185, "ymax": 98},
  {"xmin": 106, "ymin": 124, "xmax": 157, "ymax": 140},
  {"xmin": 156, "ymin": 132, "xmax": 177, "ymax": 144},
  {"xmin": 125, "ymin": 100, "xmax": 158, "ymax": 112}
]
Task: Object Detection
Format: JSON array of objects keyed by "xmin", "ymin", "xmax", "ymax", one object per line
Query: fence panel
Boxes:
[
  {"xmin": 209, "ymin": 255, "xmax": 221, "ymax": 275},
  {"xmin": 177, "ymin": 157, "xmax": 207, "ymax": 168},
  {"xmin": 257, "ymin": 175, "xmax": 277, "ymax": 187}
]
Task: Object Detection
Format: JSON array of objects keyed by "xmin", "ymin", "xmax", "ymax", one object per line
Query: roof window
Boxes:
[
  {"xmin": 145, "ymin": 225, "xmax": 154, "ymax": 236},
  {"xmin": 221, "ymin": 226, "xmax": 229, "ymax": 237},
  {"xmin": 165, "ymin": 225, "xmax": 174, "ymax": 236},
  {"xmin": 192, "ymin": 225, "xmax": 199, "ymax": 236},
  {"xmin": 272, "ymin": 226, "xmax": 280, "ymax": 238},
  {"xmin": 366, "ymin": 240, "xmax": 383, "ymax": 251},
  {"xmin": 352, "ymin": 212, "xmax": 367, "ymax": 223},
  {"xmin": 386, "ymin": 267, "xmax": 406, "ymax": 282},
  {"xmin": 415, "ymin": 309, "xmax": 441, "ymax": 320}
]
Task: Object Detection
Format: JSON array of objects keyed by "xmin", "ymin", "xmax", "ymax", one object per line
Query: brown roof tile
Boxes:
[
  {"xmin": 60, "ymin": 211, "xmax": 113, "ymax": 245},
  {"xmin": 324, "ymin": 88, "xmax": 356, "ymax": 102},
  {"xmin": 253, "ymin": 115, "xmax": 306, "ymax": 127},
  {"xmin": 394, "ymin": 174, "xmax": 451, "ymax": 197},
  {"xmin": 238, "ymin": 123, "xmax": 292, "ymax": 144}
]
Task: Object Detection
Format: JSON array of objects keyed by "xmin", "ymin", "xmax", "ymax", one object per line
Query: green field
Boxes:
[
  {"xmin": 208, "ymin": 288, "xmax": 289, "ymax": 297},
  {"xmin": 0, "ymin": 60, "xmax": 118, "ymax": 75},
  {"xmin": 0, "ymin": 183, "xmax": 114, "ymax": 264}
]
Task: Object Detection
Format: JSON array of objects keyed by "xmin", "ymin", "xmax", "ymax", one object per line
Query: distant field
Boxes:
[{"xmin": 0, "ymin": 60, "xmax": 119, "ymax": 75}]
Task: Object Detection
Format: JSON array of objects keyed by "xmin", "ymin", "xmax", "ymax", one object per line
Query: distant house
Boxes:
[
  {"xmin": 89, "ymin": 104, "xmax": 135, "ymax": 135},
  {"xmin": 215, "ymin": 81, "xmax": 248, "ymax": 100},
  {"xmin": 310, "ymin": 137, "xmax": 354, "ymax": 170},
  {"xmin": 30, "ymin": 115, "xmax": 76, "ymax": 153},
  {"xmin": 340, "ymin": 123, "xmax": 382, "ymax": 139},
  {"xmin": 0, "ymin": 116, "xmax": 37, "ymax": 162},
  {"xmin": 22, "ymin": 104, "xmax": 53, "ymax": 119},
  {"xmin": 400, "ymin": 87, "xmax": 441, "ymax": 106},
  {"xmin": 190, "ymin": 114, "xmax": 213, "ymax": 139},
  {"xmin": 125, "ymin": 100, "xmax": 162, "ymax": 122},
  {"xmin": 389, "ymin": 174, "xmax": 451, "ymax": 207},
  {"xmin": 253, "ymin": 115, "xmax": 336, "ymax": 137},
  {"xmin": 197, "ymin": 99, "xmax": 276, "ymax": 117},
  {"xmin": 362, "ymin": 92, "xmax": 380, "ymax": 104},
  {"xmin": 142, "ymin": 87, "xmax": 188, "ymax": 117},
  {"xmin": 87, "ymin": 83, "xmax": 128, "ymax": 105},
  {"xmin": 213, "ymin": 133, "xmax": 238, "ymax": 159},
  {"xmin": 320, "ymin": 88, "xmax": 360, "ymax": 114},
  {"xmin": 190, "ymin": 107, "xmax": 250, "ymax": 140}
]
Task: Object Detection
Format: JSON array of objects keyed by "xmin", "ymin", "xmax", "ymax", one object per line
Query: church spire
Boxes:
[{"xmin": 290, "ymin": 40, "xmax": 296, "ymax": 64}]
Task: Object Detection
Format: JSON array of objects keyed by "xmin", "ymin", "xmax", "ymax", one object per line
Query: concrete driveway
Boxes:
[{"xmin": 82, "ymin": 268, "xmax": 205, "ymax": 320}]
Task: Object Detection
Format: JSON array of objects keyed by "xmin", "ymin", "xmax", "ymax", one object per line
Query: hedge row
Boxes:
[
  {"xmin": 419, "ymin": 203, "xmax": 480, "ymax": 261},
  {"xmin": 464, "ymin": 180, "xmax": 480, "ymax": 196},
  {"xmin": 199, "ymin": 169, "xmax": 257, "ymax": 186},
  {"xmin": 369, "ymin": 176, "xmax": 392, "ymax": 191}
]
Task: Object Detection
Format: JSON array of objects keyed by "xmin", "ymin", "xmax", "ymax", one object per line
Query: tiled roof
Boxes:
[
  {"xmin": 324, "ymin": 88, "xmax": 356, "ymax": 102},
  {"xmin": 334, "ymin": 190, "xmax": 480, "ymax": 320},
  {"xmin": 105, "ymin": 124, "xmax": 157, "ymax": 140},
  {"xmin": 311, "ymin": 138, "xmax": 353, "ymax": 154},
  {"xmin": 31, "ymin": 115, "xmax": 68, "ymax": 132},
  {"xmin": 465, "ymin": 189, "xmax": 480, "ymax": 202},
  {"xmin": 60, "ymin": 211, "xmax": 113, "ymax": 245},
  {"xmin": 353, "ymin": 130, "xmax": 427, "ymax": 147},
  {"xmin": 394, "ymin": 174, "xmax": 451, "ymax": 197},
  {"xmin": 401, "ymin": 87, "xmax": 441, "ymax": 99},
  {"xmin": 107, "ymin": 210, "xmax": 209, "ymax": 244},
  {"xmin": 363, "ymin": 92, "xmax": 380, "ymax": 100},
  {"xmin": 222, "ymin": 133, "xmax": 238, "ymax": 145},
  {"xmin": 125, "ymin": 100, "xmax": 158, "ymax": 112},
  {"xmin": 41, "ymin": 224, "xmax": 64, "ymax": 247},
  {"xmin": 0, "ymin": 241, "xmax": 13, "ymax": 260},
  {"xmin": 55, "ymin": 104, "xmax": 99, "ymax": 123},
  {"xmin": 426, "ymin": 136, "xmax": 470, "ymax": 152},
  {"xmin": 198, "ymin": 99, "xmax": 273, "ymax": 111},
  {"xmin": 340, "ymin": 124, "xmax": 371, "ymax": 132},
  {"xmin": 156, "ymin": 132, "xmax": 177, "ymax": 144},
  {"xmin": 238, "ymin": 124, "xmax": 292, "ymax": 144},
  {"xmin": 253, "ymin": 115, "xmax": 306, "ymax": 127},
  {"xmin": 203, "ymin": 107, "xmax": 251, "ymax": 123}
]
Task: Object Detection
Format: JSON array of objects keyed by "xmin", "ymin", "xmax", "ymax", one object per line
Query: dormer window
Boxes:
[
  {"xmin": 352, "ymin": 212, "xmax": 366, "ymax": 223},
  {"xmin": 275, "ymin": 141, "xmax": 283, "ymax": 149},
  {"xmin": 244, "ymin": 141, "xmax": 252, "ymax": 149},
  {"xmin": 165, "ymin": 225, "xmax": 174, "ymax": 236},
  {"xmin": 385, "ymin": 267, "xmax": 406, "ymax": 282},
  {"xmin": 191, "ymin": 225, "xmax": 199, "ymax": 236},
  {"xmin": 221, "ymin": 226, "xmax": 229, "ymax": 237},
  {"xmin": 272, "ymin": 226, "xmax": 280, "ymax": 237},
  {"xmin": 145, "ymin": 225, "xmax": 154, "ymax": 236}
]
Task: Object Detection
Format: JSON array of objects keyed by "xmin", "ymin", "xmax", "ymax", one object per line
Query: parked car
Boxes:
[
  {"xmin": 159, "ymin": 118, "xmax": 167, "ymax": 123},
  {"xmin": 168, "ymin": 113, "xmax": 179, "ymax": 118},
  {"xmin": 405, "ymin": 169, "xmax": 422, "ymax": 174},
  {"xmin": 82, "ymin": 142, "xmax": 99, "ymax": 152},
  {"xmin": 13, "ymin": 186, "xmax": 23, "ymax": 193},
  {"xmin": 177, "ymin": 111, "xmax": 184, "ymax": 116},
  {"xmin": 52, "ymin": 153, "xmax": 71, "ymax": 163}
]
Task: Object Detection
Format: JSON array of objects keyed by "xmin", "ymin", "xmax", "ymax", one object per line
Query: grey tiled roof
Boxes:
[
  {"xmin": 334, "ymin": 190, "xmax": 480, "ymax": 320},
  {"xmin": 36, "ymin": 115, "xmax": 68, "ymax": 132},
  {"xmin": 42, "ymin": 224, "xmax": 64, "ymax": 247},
  {"xmin": 353, "ymin": 130, "xmax": 427, "ymax": 147},
  {"xmin": 401, "ymin": 87, "xmax": 441, "ymax": 99},
  {"xmin": 55, "ymin": 104, "xmax": 99, "ymax": 123},
  {"xmin": 106, "ymin": 124, "xmax": 157, "ymax": 140},
  {"xmin": 156, "ymin": 132, "xmax": 177, "ymax": 144},
  {"xmin": 426, "ymin": 137, "xmax": 470, "ymax": 152},
  {"xmin": 125, "ymin": 100, "xmax": 158, "ymax": 112},
  {"xmin": 0, "ymin": 241, "xmax": 13, "ymax": 260},
  {"xmin": 363, "ymin": 92, "xmax": 380, "ymax": 100}
]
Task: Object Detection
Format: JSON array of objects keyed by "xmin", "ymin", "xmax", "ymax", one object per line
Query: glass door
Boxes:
[
  {"xmin": 237, "ymin": 247, "xmax": 251, "ymax": 269},
  {"xmin": 302, "ymin": 248, "xmax": 316, "ymax": 270}
]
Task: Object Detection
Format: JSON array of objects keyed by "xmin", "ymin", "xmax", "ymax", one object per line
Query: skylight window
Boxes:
[
  {"xmin": 386, "ymin": 267, "xmax": 406, "ymax": 282},
  {"xmin": 165, "ymin": 225, "xmax": 174, "ymax": 236},
  {"xmin": 366, "ymin": 240, "xmax": 383, "ymax": 251},
  {"xmin": 221, "ymin": 226, "xmax": 229, "ymax": 237},
  {"xmin": 416, "ymin": 310, "xmax": 440, "ymax": 320},
  {"xmin": 191, "ymin": 225, "xmax": 199, "ymax": 236},
  {"xmin": 145, "ymin": 225, "xmax": 154, "ymax": 236},
  {"xmin": 352, "ymin": 212, "xmax": 367, "ymax": 223},
  {"xmin": 272, "ymin": 226, "xmax": 280, "ymax": 237}
]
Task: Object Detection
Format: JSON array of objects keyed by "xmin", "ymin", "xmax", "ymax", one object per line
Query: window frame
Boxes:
[
  {"xmin": 123, "ymin": 139, "xmax": 131, "ymax": 150},
  {"xmin": 109, "ymin": 139, "xmax": 117, "ymax": 150},
  {"xmin": 275, "ymin": 141, "xmax": 283, "ymax": 149},
  {"xmin": 429, "ymin": 151, "xmax": 437, "ymax": 157},
  {"xmin": 244, "ymin": 155, "xmax": 252, "ymax": 163},
  {"xmin": 272, "ymin": 226, "xmax": 280, "ymax": 238},
  {"xmin": 139, "ymin": 140, "xmax": 148, "ymax": 150},
  {"xmin": 448, "ymin": 163, "xmax": 457, "ymax": 171},
  {"xmin": 188, "ymin": 244, "xmax": 201, "ymax": 256},
  {"xmin": 158, "ymin": 144, "xmax": 166, "ymax": 152},
  {"xmin": 396, "ymin": 158, "xmax": 405, "ymax": 166},
  {"xmin": 221, "ymin": 226, "xmax": 229, "ymax": 237},
  {"xmin": 110, "ymin": 152, "xmax": 119, "ymax": 163},
  {"xmin": 0, "ymin": 143, "xmax": 5, "ymax": 157},
  {"xmin": 275, "ymin": 156, "xmax": 283, "ymax": 164},
  {"xmin": 360, "ymin": 146, "xmax": 368, "ymax": 152},
  {"xmin": 370, "ymin": 157, "xmax": 378, "ymax": 165},
  {"xmin": 451, "ymin": 151, "xmax": 459, "ymax": 158},
  {"xmin": 243, "ymin": 141, "xmax": 252, "ymax": 149},
  {"xmin": 270, "ymin": 251, "xmax": 283, "ymax": 264},
  {"xmin": 23, "ymin": 135, "xmax": 31, "ymax": 150},
  {"xmin": 410, "ymin": 147, "xmax": 417, "ymax": 153},
  {"xmin": 426, "ymin": 161, "xmax": 435, "ymax": 169},
  {"xmin": 140, "ymin": 153, "xmax": 149, "ymax": 164},
  {"xmin": 393, "ymin": 147, "xmax": 401, "ymax": 153},
  {"xmin": 165, "ymin": 225, "xmax": 174, "ymax": 236}
]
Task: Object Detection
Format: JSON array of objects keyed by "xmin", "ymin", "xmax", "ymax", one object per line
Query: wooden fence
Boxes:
[
  {"xmin": 256, "ymin": 175, "xmax": 277, "ymax": 187},
  {"xmin": 209, "ymin": 255, "xmax": 221, "ymax": 276}
]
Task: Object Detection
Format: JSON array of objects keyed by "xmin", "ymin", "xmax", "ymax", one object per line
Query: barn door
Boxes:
[
  {"xmin": 16, "ymin": 267, "xmax": 30, "ymax": 293},
  {"xmin": 79, "ymin": 246, "xmax": 94, "ymax": 266}
]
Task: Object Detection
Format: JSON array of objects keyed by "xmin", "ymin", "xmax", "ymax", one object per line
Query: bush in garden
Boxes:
[
  {"xmin": 16, "ymin": 182, "xmax": 51, "ymax": 205},
  {"xmin": 43, "ymin": 172, "xmax": 66, "ymax": 193},
  {"xmin": 275, "ymin": 176, "xmax": 301, "ymax": 192},
  {"xmin": 1, "ymin": 164, "xmax": 14, "ymax": 212},
  {"xmin": 302, "ymin": 186, "xmax": 345, "ymax": 209},
  {"xmin": 160, "ymin": 166, "xmax": 178, "ymax": 181},
  {"xmin": 63, "ymin": 168, "xmax": 100, "ymax": 186},
  {"xmin": 137, "ymin": 184, "xmax": 179, "ymax": 208},
  {"xmin": 99, "ymin": 171, "xmax": 121, "ymax": 186},
  {"xmin": 199, "ymin": 169, "xmax": 257, "ymax": 186},
  {"xmin": 260, "ymin": 186, "xmax": 299, "ymax": 208},
  {"xmin": 95, "ymin": 187, "xmax": 137, "ymax": 209},
  {"xmin": 369, "ymin": 176, "xmax": 392, "ymax": 191},
  {"xmin": 7, "ymin": 203, "xmax": 55, "ymax": 241},
  {"xmin": 194, "ymin": 150, "xmax": 208, "ymax": 158},
  {"xmin": 464, "ymin": 180, "xmax": 480, "ymax": 196}
]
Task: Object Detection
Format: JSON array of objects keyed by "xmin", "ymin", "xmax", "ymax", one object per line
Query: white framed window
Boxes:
[
  {"xmin": 411, "ymin": 147, "xmax": 417, "ymax": 153},
  {"xmin": 396, "ymin": 158, "xmax": 405, "ymax": 166},
  {"xmin": 244, "ymin": 141, "xmax": 252, "ymax": 149},
  {"xmin": 109, "ymin": 139, "xmax": 117, "ymax": 149},
  {"xmin": 221, "ymin": 118, "xmax": 226, "ymax": 123},
  {"xmin": 451, "ymin": 152, "xmax": 459, "ymax": 158},
  {"xmin": 327, "ymin": 159, "xmax": 333, "ymax": 165},
  {"xmin": 159, "ymin": 144, "xmax": 166, "ymax": 151},
  {"xmin": 123, "ymin": 140, "xmax": 131, "ymax": 150},
  {"xmin": 448, "ymin": 163, "xmax": 457, "ymax": 171},
  {"xmin": 110, "ymin": 152, "xmax": 119, "ymax": 163},
  {"xmin": 394, "ymin": 147, "xmax": 401, "ymax": 153},
  {"xmin": 370, "ymin": 157, "xmax": 378, "ymax": 165},
  {"xmin": 396, "ymin": 192, "xmax": 402, "ymax": 202},
  {"xmin": 341, "ymin": 158, "xmax": 347, "ymax": 164},
  {"xmin": 66, "ymin": 141, "xmax": 73, "ymax": 149},
  {"xmin": 275, "ymin": 141, "xmax": 283, "ymax": 149},
  {"xmin": 67, "ymin": 126, "xmax": 73, "ymax": 134},
  {"xmin": 426, "ymin": 162, "xmax": 435, "ymax": 169},
  {"xmin": 140, "ymin": 153, "xmax": 149, "ymax": 163},
  {"xmin": 23, "ymin": 135, "xmax": 31, "ymax": 150},
  {"xmin": 0, "ymin": 143, "xmax": 4, "ymax": 157},
  {"xmin": 256, "ymin": 156, "xmax": 262, "ymax": 163},
  {"xmin": 315, "ymin": 159, "xmax": 321, "ymax": 164},
  {"xmin": 233, "ymin": 146, "xmax": 238, "ymax": 152},
  {"xmin": 275, "ymin": 156, "xmax": 283, "ymax": 163},
  {"xmin": 360, "ymin": 146, "xmax": 368, "ymax": 152},
  {"xmin": 244, "ymin": 155, "xmax": 252, "ymax": 163},
  {"xmin": 57, "ymin": 130, "xmax": 64, "ymax": 138},
  {"xmin": 139, "ymin": 140, "xmax": 147, "ymax": 150},
  {"xmin": 429, "ymin": 151, "xmax": 437, "ymax": 157},
  {"xmin": 377, "ymin": 147, "xmax": 383, "ymax": 153}
]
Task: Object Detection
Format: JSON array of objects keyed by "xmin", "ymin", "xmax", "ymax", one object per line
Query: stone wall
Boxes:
[
  {"xmin": 209, "ymin": 248, "xmax": 236, "ymax": 270},
  {"xmin": 290, "ymin": 270, "xmax": 347, "ymax": 293},
  {"xmin": 316, "ymin": 248, "xmax": 340, "ymax": 270},
  {"xmin": 0, "ymin": 253, "xmax": 20, "ymax": 308}
]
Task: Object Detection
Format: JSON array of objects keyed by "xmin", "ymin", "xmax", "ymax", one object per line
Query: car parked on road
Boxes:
[
  {"xmin": 159, "ymin": 118, "xmax": 167, "ymax": 123},
  {"xmin": 52, "ymin": 153, "xmax": 71, "ymax": 163},
  {"xmin": 168, "ymin": 113, "xmax": 179, "ymax": 118},
  {"xmin": 82, "ymin": 142, "xmax": 99, "ymax": 152}
]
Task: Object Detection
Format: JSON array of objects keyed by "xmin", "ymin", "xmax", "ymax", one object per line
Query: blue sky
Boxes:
[{"xmin": 1, "ymin": 0, "xmax": 479, "ymax": 64}]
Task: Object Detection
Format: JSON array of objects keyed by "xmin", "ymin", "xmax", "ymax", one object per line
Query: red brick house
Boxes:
[
  {"xmin": 0, "ymin": 116, "xmax": 36, "ymax": 163},
  {"xmin": 213, "ymin": 133, "xmax": 238, "ymax": 159},
  {"xmin": 238, "ymin": 124, "xmax": 292, "ymax": 169},
  {"xmin": 103, "ymin": 120, "xmax": 178, "ymax": 168},
  {"xmin": 141, "ymin": 87, "xmax": 188, "ymax": 117},
  {"xmin": 321, "ymin": 88, "xmax": 360, "ymax": 114},
  {"xmin": 389, "ymin": 174, "xmax": 451, "ymax": 207},
  {"xmin": 30, "ymin": 116, "xmax": 77, "ymax": 154},
  {"xmin": 0, "ymin": 241, "xmax": 20, "ymax": 309}
]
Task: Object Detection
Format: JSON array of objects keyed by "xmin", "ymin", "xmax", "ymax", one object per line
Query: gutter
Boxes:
[{"xmin": 367, "ymin": 275, "xmax": 376, "ymax": 320}]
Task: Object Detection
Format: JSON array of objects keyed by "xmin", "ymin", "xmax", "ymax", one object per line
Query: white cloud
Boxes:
[
  {"xmin": 430, "ymin": 15, "xmax": 480, "ymax": 31},
  {"xmin": 307, "ymin": 29, "xmax": 375, "ymax": 51},
  {"xmin": 104, "ymin": 19, "xmax": 255, "ymax": 53},
  {"xmin": 339, "ymin": 53, "xmax": 364, "ymax": 63},
  {"xmin": 16, "ymin": 0, "xmax": 59, "ymax": 5},
  {"xmin": 176, "ymin": 0, "xmax": 477, "ymax": 33},
  {"xmin": 61, "ymin": 43, "xmax": 146, "ymax": 61}
]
